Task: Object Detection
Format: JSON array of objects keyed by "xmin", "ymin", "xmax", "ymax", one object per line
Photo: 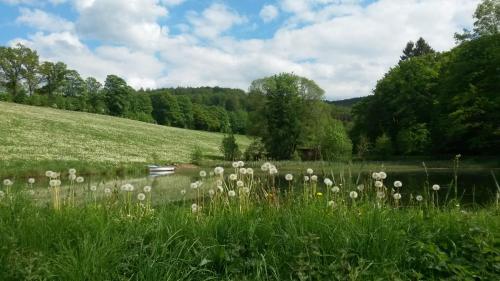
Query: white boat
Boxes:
[{"xmin": 148, "ymin": 165, "xmax": 176, "ymax": 175}]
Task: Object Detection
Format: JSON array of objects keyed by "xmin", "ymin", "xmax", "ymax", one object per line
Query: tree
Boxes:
[
  {"xmin": 0, "ymin": 44, "xmax": 37, "ymax": 96},
  {"xmin": 103, "ymin": 75, "xmax": 133, "ymax": 116},
  {"xmin": 320, "ymin": 119, "xmax": 352, "ymax": 161},
  {"xmin": 39, "ymin": 61, "xmax": 68, "ymax": 96},
  {"xmin": 85, "ymin": 77, "xmax": 105, "ymax": 113},
  {"xmin": 455, "ymin": 0, "xmax": 500, "ymax": 41},
  {"xmin": 18, "ymin": 45, "xmax": 40, "ymax": 96},
  {"xmin": 220, "ymin": 132, "xmax": 240, "ymax": 161},
  {"xmin": 400, "ymin": 37, "xmax": 435, "ymax": 61},
  {"xmin": 150, "ymin": 91, "xmax": 184, "ymax": 127},
  {"xmin": 62, "ymin": 69, "xmax": 85, "ymax": 97}
]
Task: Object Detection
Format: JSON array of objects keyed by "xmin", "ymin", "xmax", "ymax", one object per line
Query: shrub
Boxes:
[
  {"xmin": 190, "ymin": 145, "xmax": 203, "ymax": 165},
  {"xmin": 320, "ymin": 120, "xmax": 352, "ymax": 161},
  {"xmin": 243, "ymin": 138, "xmax": 267, "ymax": 161},
  {"xmin": 372, "ymin": 133, "xmax": 393, "ymax": 159},
  {"xmin": 220, "ymin": 133, "xmax": 240, "ymax": 161}
]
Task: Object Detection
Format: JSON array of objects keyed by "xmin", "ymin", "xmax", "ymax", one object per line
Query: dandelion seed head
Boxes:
[
  {"xmin": 3, "ymin": 179, "xmax": 13, "ymax": 186},
  {"xmin": 311, "ymin": 175, "xmax": 318, "ymax": 182},
  {"xmin": 90, "ymin": 185, "xmax": 97, "ymax": 192},
  {"xmin": 68, "ymin": 168, "xmax": 76, "ymax": 175},
  {"xmin": 331, "ymin": 186, "xmax": 340, "ymax": 193},
  {"xmin": 246, "ymin": 168, "xmax": 254, "ymax": 175},
  {"xmin": 393, "ymin": 181, "xmax": 402, "ymax": 188},
  {"xmin": 357, "ymin": 184, "xmax": 364, "ymax": 192},
  {"xmin": 304, "ymin": 176, "xmax": 310, "ymax": 182},
  {"xmin": 214, "ymin": 167, "xmax": 224, "ymax": 175},
  {"xmin": 69, "ymin": 174, "xmax": 76, "ymax": 181},
  {"xmin": 137, "ymin": 193, "xmax": 146, "ymax": 201},
  {"xmin": 306, "ymin": 168, "xmax": 313, "ymax": 175},
  {"xmin": 372, "ymin": 172, "xmax": 380, "ymax": 180},
  {"xmin": 180, "ymin": 189, "xmax": 186, "ymax": 195},
  {"xmin": 199, "ymin": 170, "xmax": 207, "ymax": 177},
  {"xmin": 285, "ymin": 174, "xmax": 293, "ymax": 181},
  {"xmin": 49, "ymin": 179, "xmax": 57, "ymax": 187},
  {"xmin": 239, "ymin": 168, "xmax": 247, "ymax": 174},
  {"xmin": 393, "ymin": 193, "xmax": 402, "ymax": 200},
  {"xmin": 377, "ymin": 191, "xmax": 385, "ymax": 199},
  {"xmin": 144, "ymin": 186, "xmax": 152, "ymax": 193},
  {"xmin": 349, "ymin": 191, "xmax": 358, "ymax": 199},
  {"xmin": 229, "ymin": 174, "xmax": 238, "ymax": 181},
  {"xmin": 191, "ymin": 203, "xmax": 199, "ymax": 213},
  {"xmin": 208, "ymin": 189, "xmax": 215, "ymax": 197},
  {"xmin": 432, "ymin": 184, "xmax": 440, "ymax": 191},
  {"xmin": 379, "ymin": 172, "xmax": 387, "ymax": 179},
  {"xmin": 416, "ymin": 195, "xmax": 423, "ymax": 201},
  {"xmin": 190, "ymin": 182, "xmax": 198, "ymax": 189},
  {"xmin": 242, "ymin": 187, "xmax": 250, "ymax": 194},
  {"xmin": 236, "ymin": 180, "xmax": 244, "ymax": 187},
  {"xmin": 104, "ymin": 188, "xmax": 112, "ymax": 194},
  {"xmin": 232, "ymin": 162, "xmax": 239, "ymax": 168},
  {"xmin": 45, "ymin": 171, "xmax": 53, "ymax": 178},
  {"xmin": 28, "ymin": 178, "xmax": 35, "ymax": 184},
  {"xmin": 324, "ymin": 178, "xmax": 333, "ymax": 187},
  {"xmin": 327, "ymin": 200, "xmax": 336, "ymax": 207},
  {"xmin": 228, "ymin": 190, "xmax": 236, "ymax": 197},
  {"xmin": 237, "ymin": 161, "xmax": 245, "ymax": 167},
  {"xmin": 76, "ymin": 176, "xmax": 84, "ymax": 183},
  {"xmin": 374, "ymin": 181, "xmax": 383, "ymax": 188}
]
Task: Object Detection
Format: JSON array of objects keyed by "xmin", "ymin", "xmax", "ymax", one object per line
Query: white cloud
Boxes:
[
  {"xmin": 16, "ymin": 8, "xmax": 74, "ymax": 32},
  {"xmin": 187, "ymin": 3, "xmax": 247, "ymax": 39},
  {"xmin": 260, "ymin": 4, "xmax": 279, "ymax": 22}
]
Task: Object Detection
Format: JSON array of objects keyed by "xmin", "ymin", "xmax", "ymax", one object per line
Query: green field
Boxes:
[{"xmin": 0, "ymin": 102, "xmax": 250, "ymax": 175}]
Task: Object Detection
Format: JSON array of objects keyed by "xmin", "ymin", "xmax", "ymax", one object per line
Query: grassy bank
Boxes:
[{"xmin": 0, "ymin": 102, "xmax": 251, "ymax": 176}]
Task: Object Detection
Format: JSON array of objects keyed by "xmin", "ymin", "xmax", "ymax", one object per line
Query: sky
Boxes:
[{"xmin": 0, "ymin": 0, "xmax": 480, "ymax": 100}]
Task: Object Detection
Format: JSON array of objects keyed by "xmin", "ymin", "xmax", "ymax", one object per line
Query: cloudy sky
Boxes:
[{"xmin": 0, "ymin": 0, "xmax": 479, "ymax": 100}]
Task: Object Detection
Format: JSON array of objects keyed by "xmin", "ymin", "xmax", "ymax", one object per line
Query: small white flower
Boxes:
[
  {"xmin": 69, "ymin": 174, "xmax": 76, "ymax": 181},
  {"xmin": 242, "ymin": 187, "xmax": 250, "ymax": 194},
  {"xmin": 208, "ymin": 189, "xmax": 215, "ymax": 196},
  {"xmin": 180, "ymin": 189, "xmax": 187, "ymax": 195},
  {"xmin": 357, "ymin": 184, "xmax": 364, "ymax": 192},
  {"xmin": 285, "ymin": 174, "xmax": 293, "ymax": 181},
  {"xmin": 237, "ymin": 161, "xmax": 245, "ymax": 167},
  {"xmin": 199, "ymin": 170, "xmax": 207, "ymax": 177},
  {"xmin": 232, "ymin": 162, "xmax": 239, "ymax": 168},
  {"xmin": 374, "ymin": 181, "xmax": 383, "ymax": 188},
  {"xmin": 104, "ymin": 188, "xmax": 112, "ymax": 194},
  {"xmin": 3, "ymin": 179, "xmax": 13, "ymax": 186},
  {"xmin": 324, "ymin": 178, "xmax": 333, "ymax": 186},
  {"xmin": 432, "ymin": 184, "xmax": 440, "ymax": 191},
  {"xmin": 379, "ymin": 172, "xmax": 387, "ymax": 179},
  {"xmin": 377, "ymin": 191, "xmax": 385, "ymax": 199},
  {"xmin": 137, "ymin": 193, "xmax": 146, "ymax": 201},
  {"xmin": 191, "ymin": 203, "xmax": 199, "ymax": 213},
  {"xmin": 90, "ymin": 185, "xmax": 97, "ymax": 192},
  {"xmin": 372, "ymin": 172, "xmax": 380, "ymax": 180},
  {"xmin": 304, "ymin": 176, "xmax": 310, "ymax": 182},
  {"xmin": 327, "ymin": 200, "xmax": 336, "ymax": 207},
  {"xmin": 76, "ymin": 176, "xmax": 84, "ymax": 183},
  {"xmin": 144, "ymin": 186, "xmax": 152, "ymax": 193},
  {"xmin": 349, "ymin": 191, "xmax": 358, "ymax": 199},
  {"xmin": 416, "ymin": 195, "xmax": 423, "ymax": 202},
  {"xmin": 229, "ymin": 174, "xmax": 238, "ymax": 181},
  {"xmin": 393, "ymin": 193, "xmax": 402, "ymax": 200},
  {"xmin": 246, "ymin": 168, "xmax": 254, "ymax": 175},
  {"xmin": 190, "ymin": 182, "xmax": 198, "ymax": 189},
  {"xmin": 331, "ymin": 186, "xmax": 340, "ymax": 193},
  {"xmin": 236, "ymin": 180, "xmax": 244, "ymax": 187},
  {"xmin": 28, "ymin": 178, "xmax": 35, "ymax": 184},
  {"xmin": 306, "ymin": 168, "xmax": 313, "ymax": 175},
  {"xmin": 394, "ymin": 181, "xmax": 402, "ymax": 188},
  {"xmin": 311, "ymin": 175, "xmax": 318, "ymax": 182},
  {"xmin": 45, "ymin": 171, "xmax": 53, "ymax": 178},
  {"xmin": 214, "ymin": 167, "xmax": 224, "ymax": 175},
  {"xmin": 239, "ymin": 168, "xmax": 247, "ymax": 174},
  {"xmin": 68, "ymin": 168, "xmax": 76, "ymax": 175},
  {"xmin": 228, "ymin": 190, "xmax": 236, "ymax": 197}
]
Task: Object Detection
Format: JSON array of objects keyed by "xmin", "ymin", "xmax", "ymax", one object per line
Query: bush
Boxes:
[
  {"xmin": 372, "ymin": 133, "xmax": 393, "ymax": 159},
  {"xmin": 220, "ymin": 133, "xmax": 241, "ymax": 161},
  {"xmin": 243, "ymin": 138, "xmax": 267, "ymax": 161},
  {"xmin": 190, "ymin": 145, "xmax": 203, "ymax": 165},
  {"xmin": 320, "ymin": 120, "xmax": 352, "ymax": 161},
  {"xmin": 396, "ymin": 123, "xmax": 431, "ymax": 155}
]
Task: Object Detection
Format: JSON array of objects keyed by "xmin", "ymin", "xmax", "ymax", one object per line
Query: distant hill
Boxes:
[{"xmin": 327, "ymin": 96, "xmax": 367, "ymax": 107}]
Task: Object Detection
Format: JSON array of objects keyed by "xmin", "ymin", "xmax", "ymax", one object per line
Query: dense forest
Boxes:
[{"xmin": 1, "ymin": 0, "xmax": 498, "ymax": 160}]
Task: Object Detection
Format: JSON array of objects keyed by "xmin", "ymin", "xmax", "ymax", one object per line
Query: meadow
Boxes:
[
  {"xmin": 0, "ymin": 102, "xmax": 251, "ymax": 177},
  {"xmin": 0, "ymin": 161, "xmax": 499, "ymax": 280}
]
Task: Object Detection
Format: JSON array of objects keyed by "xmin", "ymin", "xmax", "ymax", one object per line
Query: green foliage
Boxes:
[
  {"xmin": 190, "ymin": 145, "xmax": 204, "ymax": 165},
  {"xmin": 103, "ymin": 75, "xmax": 133, "ymax": 117},
  {"xmin": 243, "ymin": 138, "xmax": 267, "ymax": 161},
  {"xmin": 220, "ymin": 133, "xmax": 241, "ymax": 161},
  {"xmin": 372, "ymin": 133, "xmax": 393, "ymax": 159},
  {"xmin": 320, "ymin": 119, "xmax": 352, "ymax": 161},
  {"xmin": 401, "ymin": 37, "xmax": 435, "ymax": 61},
  {"xmin": 396, "ymin": 123, "xmax": 431, "ymax": 155},
  {"xmin": 455, "ymin": 0, "xmax": 500, "ymax": 41}
]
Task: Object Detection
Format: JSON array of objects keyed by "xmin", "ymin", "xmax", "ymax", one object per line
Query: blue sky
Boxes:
[{"xmin": 0, "ymin": 0, "xmax": 478, "ymax": 99}]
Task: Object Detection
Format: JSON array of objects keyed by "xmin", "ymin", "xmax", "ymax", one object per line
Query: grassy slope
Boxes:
[{"xmin": 0, "ymin": 102, "xmax": 251, "ymax": 165}]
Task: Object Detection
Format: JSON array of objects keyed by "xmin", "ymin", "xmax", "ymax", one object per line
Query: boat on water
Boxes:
[{"xmin": 148, "ymin": 165, "xmax": 176, "ymax": 176}]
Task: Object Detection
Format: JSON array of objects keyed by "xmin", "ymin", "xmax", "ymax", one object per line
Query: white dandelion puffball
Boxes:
[
  {"xmin": 379, "ymin": 172, "xmax": 387, "ymax": 179},
  {"xmin": 69, "ymin": 174, "xmax": 76, "ymax": 181},
  {"xmin": 232, "ymin": 162, "xmax": 239, "ymax": 168},
  {"xmin": 49, "ymin": 180, "xmax": 57, "ymax": 187},
  {"xmin": 191, "ymin": 203, "xmax": 199, "ymax": 213},
  {"xmin": 416, "ymin": 195, "xmax": 423, "ymax": 202},
  {"xmin": 104, "ymin": 188, "xmax": 112, "ymax": 194},
  {"xmin": 228, "ymin": 190, "xmax": 236, "ymax": 197},
  {"xmin": 76, "ymin": 176, "xmax": 84, "ymax": 183},
  {"xmin": 246, "ymin": 168, "xmax": 254, "ymax": 175},
  {"xmin": 242, "ymin": 187, "xmax": 250, "ymax": 194},
  {"xmin": 239, "ymin": 168, "xmax": 247, "ymax": 174},
  {"xmin": 432, "ymin": 184, "xmax": 440, "ymax": 191},
  {"xmin": 349, "ymin": 191, "xmax": 358, "ymax": 199},
  {"xmin": 199, "ymin": 170, "xmax": 207, "ymax": 177},
  {"xmin": 306, "ymin": 168, "xmax": 313, "ymax": 175},
  {"xmin": 208, "ymin": 189, "xmax": 215, "ymax": 196},
  {"xmin": 144, "ymin": 186, "xmax": 152, "ymax": 193},
  {"xmin": 237, "ymin": 161, "xmax": 245, "ymax": 167},
  {"xmin": 269, "ymin": 165, "xmax": 278, "ymax": 175},
  {"xmin": 311, "ymin": 175, "xmax": 318, "ymax": 182},
  {"xmin": 180, "ymin": 189, "xmax": 187, "ymax": 195},
  {"xmin": 217, "ymin": 186, "xmax": 224, "ymax": 193},
  {"xmin": 331, "ymin": 186, "xmax": 340, "ymax": 193},
  {"xmin": 372, "ymin": 172, "xmax": 380, "ymax": 180},
  {"xmin": 261, "ymin": 163, "xmax": 269, "ymax": 171},
  {"xmin": 90, "ymin": 185, "xmax": 97, "ymax": 192},
  {"xmin": 304, "ymin": 176, "xmax": 310, "ymax": 182},
  {"xmin": 56, "ymin": 180, "xmax": 61, "ymax": 186},
  {"xmin": 357, "ymin": 184, "xmax": 365, "ymax": 192},
  {"xmin": 45, "ymin": 170, "xmax": 53, "ymax": 178},
  {"xmin": 3, "ymin": 179, "xmax": 13, "ymax": 186},
  {"xmin": 229, "ymin": 174, "xmax": 237, "ymax": 181},
  {"xmin": 236, "ymin": 180, "xmax": 244, "ymax": 187},
  {"xmin": 377, "ymin": 191, "xmax": 385, "ymax": 199},
  {"xmin": 327, "ymin": 200, "xmax": 335, "ymax": 207},
  {"xmin": 196, "ymin": 181, "xmax": 203, "ymax": 188},
  {"xmin": 214, "ymin": 167, "xmax": 224, "ymax": 175},
  {"xmin": 393, "ymin": 193, "xmax": 402, "ymax": 200},
  {"xmin": 394, "ymin": 181, "xmax": 402, "ymax": 188},
  {"xmin": 190, "ymin": 182, "xmax": 198, "ymax": 189},
  {"xmin": 127, "ymin": 184, "xmax": 134, "ymax": 192},
  {"xmin": 68, "ymin": 168, "xmax": 76, "ymax": 175},
  {"xmin": 120, "ymin": 185, "xmax": 127, "ymax": 191},
  {"xmin": 137, "ymin": 193, "xmax": 146, "ymax": 201},
  {"xmin": 374, "ymin": 181, "xmax": 383, "ymax": 188},
  {"xmin": 0, "ymin": 191, "xmax": 4, "ymax": 198},
  {"xmin": 324, "ymin": 178, "xmax": 333, "ymax": 187},
  {"xmin": 51, "ymin": 172, "xmax": 59, "ymax": 179},
  {"xmin": 28, "ymin": 178, "xmax": 35, "ymax": 184},
  {"xmin": 285, "ymin": 174, "xmax": 293, "ymax": 181}
]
